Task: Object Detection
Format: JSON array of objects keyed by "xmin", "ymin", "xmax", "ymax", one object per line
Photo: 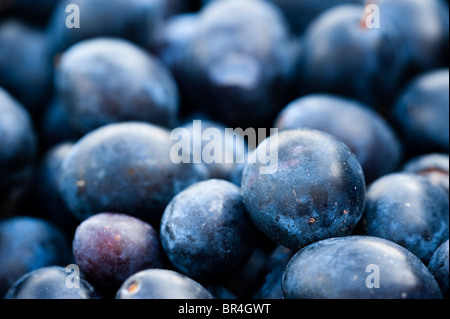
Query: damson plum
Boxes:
[
  {"xmin": 359, "ymin": 173, "xmax": 449, "ymax": 264},
  {"xmin": 160, "ymin": 179, "xmax": 258, "ymax": 281},
  {"xmin": 0, "ymin": 19, "xmax": 53, "ymax": 114},
  {"xmin": 402, "ymin": 153, "xmax": 449, "ymax": 195},
  {"xmin": 274, "ymin": 94, "xmax": 402, "ymax": 183},
  {"xmin": 241, "ymin": 129, "xmax": 366, "ymax": 250},
  {"xmin": 0, "ymin": 216, "xmax": 72, "ymax": 297},
  {"xmin": 377, "ymin": 0, "xmax": 449, "ymax": 75},
  {"xmin": 116, "ymin": 269, "xmax": 213, "ymax": 299},
  {"xmin": 47, "ymin": 0, "xmax": 166, "ymax": 54},
  {"xmin": 282, "ymin": 236, "xmax": 443, "ymax": 299},
  {"xmin": 0, "ymin": 88, "xmax": 37, "ymax": 193},
  {"xmin": 58, "ymin": 122, "xmax": 208, "ymax": 223},
  {"xmin": 4, "ymin": 266, "xmax": 101, "ymax": 299},
  {"xmin": 55, "ymin": 38, "xmax": 179, "ymax": 135},
  {"xmin": 72, "ymin": 213, "xmax": 165, "ymax": 290},
  {"xmin": 391, "ymin": 68, "xmax": 449, "ymax": 155},
  {"xmin": 178, "ymin": 0, "xmax": 297, "ymax": 128},
  {"xmin": 297, "ymin": 4, "xmax": 406, "ymax": 109},
  {"xmin": 428, "ymin": 239, "xmax": 449, "ymax": 298}
]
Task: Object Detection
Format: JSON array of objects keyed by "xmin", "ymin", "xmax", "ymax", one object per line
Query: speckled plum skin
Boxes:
[
  {"xmin": 428, "ymin": 239, "xmax": 449, "ymax": 298},
  {"xmin": 282, "ymin": 236, "xmax": 443, "ymax": 299},
  {"xmin": 72, "ymin": 213, "xmax": 164, "ymax": 290},
  {"xmin": 116, "ymin": 269, "xmax": 213, "ymax": 299},
  {"xmin": 241, "ymin": 129, "xmax": 366, "ymax": 250},
  {"xmin": 58, "ymin": 122, "xmax": 208, "ymax": 223},
  {"xmin": 160, "ymin": 179, "xmax": 258, "ymax": 281},
  {"xmin": 179, "ymin": 0, "xmax": 297, "ymax": 128},
  {"xmin": 4, "ymin": 266, "xmax": 101, "ymax": 299},
  {"xmin": 360, "ymin": 173, "xmax": 449, "ymax": 264}
]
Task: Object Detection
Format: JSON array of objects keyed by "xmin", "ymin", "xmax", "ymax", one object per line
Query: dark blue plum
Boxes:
[
  {"xmin": 58, "ymin": 122, "xmax": 208, "ymax": 223},
  {"xmin": 297, "ymin": 4, "xmax": 407, "ymax": 109},
  {"xmin": 46, "ymin": 0, "xmax": 166, "ymax": 54},
  {"xmin": 178, "ymin": 0, "xmax": 298, "ymax": 127},
  {"xmin": 116, "ymin": 269, "xmax": 213, "ymax": 299},
  {"xmin": 160, "ymin": 179, "xmax": 258, "ymax": 281},
  {"xmin": 4, "ymin": 266, "xmax": 101, "ymax": 299},
  {"xmin": 241, "ymin": 129, "xmax": 366, "ymax": 250},
  {"xmin": 0, "ymin": 87, "xmax": 38, "ymax": 194},
  {"xmin": 55, "ymin": 38, "xmax": 179, "ymax": 135},
  {"xmin": 73, "ymin": 213, "xmax": 165, "ymax": 291},
  {"xmin": 33, "ymin": 142, "xmax": 79, "ymax": 232},
  {"xmin": 0, "ymin": 216, "xmax": 72, "ymax": 297},
  {"xmin": 428, "ymin": 239, "xmax": 449, "ymax": 298},
  {"xmin": 39, "ymin": 99, "xmax": 82, "ymax": 150},
  {"xmin": 391, "ymin": 68, "xmax": 449, "ymax": 155},
  {"xmin": 378, "ymin": 0, "xmax": 449, "ymax": 75},
  {"xmin": 282, "ymin": 236, "xmax": 443, "ymax": 299},
  {"xmin": 402, "ymin": 153, "xmax": 449, "ymax": 195},
  {"xmin": 253, "ymin": 245, "xmax": 295, "ymax": 299},
  {"xmin": 179, "ymin": 120, "xmax": 248, "ymax": 181},
  {"xmin": 0, "ymin": 19, "xmax": 53, "ymax": 114},
  {"xmin": 360, "ymin": 173, "xmax": 449, "ymax": 264},
  {"xmin": 274, "ymin": 94, "xmax": 402, "ymax": 183}
]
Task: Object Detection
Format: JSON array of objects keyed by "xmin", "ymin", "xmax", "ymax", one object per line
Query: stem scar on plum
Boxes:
[{"xmin": 127, "ymin": 281, "xmax": 140, "ymax": 294}]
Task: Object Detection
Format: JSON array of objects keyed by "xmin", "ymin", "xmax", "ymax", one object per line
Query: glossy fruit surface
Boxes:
[
  {"xmin": 241, "ymin": 129, "xmax": 366, "ymax": 250},
  {"xmin": 282, "ymin": 236, "xmax": 443, "ymax": 299}
]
